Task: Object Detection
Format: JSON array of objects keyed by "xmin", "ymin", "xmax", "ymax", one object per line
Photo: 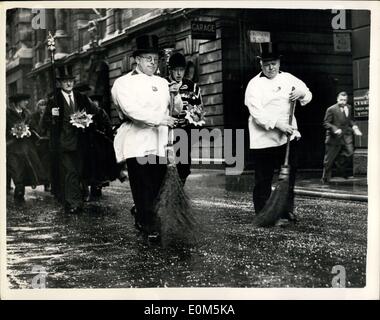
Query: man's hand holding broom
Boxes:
[
  {"xmin": 275, "ymin": 86, "xmax": 306, "ymax": 136},
  {"xmin": 159, "ymin": 81, "xmax": 182, "ymax": 128},
  {"xmin": 168, "ymin": 81, "xmax": 181, "ymax": 96}
]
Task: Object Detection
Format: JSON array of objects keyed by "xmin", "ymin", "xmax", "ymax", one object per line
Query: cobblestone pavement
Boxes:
[{"xmin": 6, "ymin": 178, "xmax": 367, "ymax": 288}]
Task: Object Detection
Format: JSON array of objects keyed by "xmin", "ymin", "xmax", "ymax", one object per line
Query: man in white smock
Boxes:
[
  {"xmin": 244, "ymin": 43, "xmax": 312, "ymax": 223},
  {"xmin": 112, "ymin": 34, "xmax": 182, "ymax": 241}
]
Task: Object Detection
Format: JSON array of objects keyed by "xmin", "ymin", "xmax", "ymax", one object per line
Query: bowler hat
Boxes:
[
  {"xmin": 9, "ymin": 93, "xmax": 31, "ymax": 103},
  {"xmin": 56, "ymin": 65, "xmax": 75, "ymax": 80},
  {"xmin": 133, "ymin": 34, "xmax": 159, "ymax": 58},
  {"xmin": 257, "ymin": 42, "xmax": 282, "ymax": 61},
  {"xmin": 169, "ymin": 52, "xmax": 186, "ymax": 69}
]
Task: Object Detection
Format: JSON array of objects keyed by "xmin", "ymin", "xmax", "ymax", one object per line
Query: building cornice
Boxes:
[
  {"xmin": 6, "ymin": 57, "xmax": 33, "ymax": 73},
  {"xmin": 100, "ymin": 8, "xmax": 196, "ymax": 47}
]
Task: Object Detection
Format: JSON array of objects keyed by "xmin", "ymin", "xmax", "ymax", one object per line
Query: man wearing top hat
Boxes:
[
  {"xmin": 30, "ymin": 98, "xmax": 51, "ymax": 192},
  {"xmin": 112, "ymin": 34, "xmax": 183, "ymax": 240},
  {"xmin": 244, "ymin": 42, "xmax": 312, "ymax": 223},
  {"xmin": 6, "ymin": 93, "xmax": 47, "ymax": 202},
  {"xmin": 166, "ymin": 52, "xmax": 204, "ymax": 184},
  {"xmin": 41, "ymin": 65, "xmax": 110, "ymax": 214},
  {"xmin": 72, "ymin": 84, "xmax": 119, "ymax": 201},
  {"xmin": 84, "ymin": 93, "xmax": 118, "ymax": 201}
]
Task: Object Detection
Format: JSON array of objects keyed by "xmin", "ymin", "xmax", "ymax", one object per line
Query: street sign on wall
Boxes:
[
  {"xmin": 248, "ymin": 30, "xmax": 271, "ymax": 43},
  {"xmin": 333, "ymin": 32, "xmax": 351, "ymax": 52},
  {"xmin": 191, "ymin": 21, "xmax": 216, "ymax": 40},
  {"xmin": 354, "ymin": 89, "xmax": 369, "ymax": 118}
]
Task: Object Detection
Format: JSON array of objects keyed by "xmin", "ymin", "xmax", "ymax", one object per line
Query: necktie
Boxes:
[
  {"xmin": 69, "ymin": 94, "xmax": 75, "ymax": 111},
  {"xmin": 340, "ymin": 106, "xmax": 347, "ymax": 118}
]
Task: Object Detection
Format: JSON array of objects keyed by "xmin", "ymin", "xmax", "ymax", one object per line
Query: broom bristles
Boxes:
[
  {"xmin": 255, "ymin": 99, "xmax": 296, "ymax": 228},
  {"xmin": 254, "ymin": 165, "xmax": 293, "ymax": 227},
  {"xmin": 155, "ymin": 165, "xmax": 198, "ymax": 247},
  {"xmin": 254, "ymin": 180, "xmax": 290, "ymax": 227}
]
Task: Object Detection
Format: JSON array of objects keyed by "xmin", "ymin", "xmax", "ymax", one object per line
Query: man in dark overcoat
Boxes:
[
  {"xmin": 30, "ymin": 99, "xmax": 51, "ymax": 192},
  {"xmin": 6, "ymin": 93, "xmax": 47, "ymax": 202},
  {"xmin": 41, "ymin": 65, "xmax": 115, "ymax": 214},
  {"xmin": 82, "ymin": 93, "xmax": 119, "ymax": 200}
]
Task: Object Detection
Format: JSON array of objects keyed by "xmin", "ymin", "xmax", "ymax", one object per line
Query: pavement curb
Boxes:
[{"xmin": 294, "ymin": 187, "xmax": 368, "ymax": 202}]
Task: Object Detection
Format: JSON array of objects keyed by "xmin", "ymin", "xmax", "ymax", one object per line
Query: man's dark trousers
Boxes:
[
  {"xmin": 126, "ymin": 156, "xmax": 167, "ymax": 234},
  {"xmin": 59, "ymin": 150, "xmax": 84, "ymax": 210},
  {"xmin": 252, "ymin": 140, "xmax": 298, "ymax": 214},
  {"xmin": 7, "ymin": 153, "xmax": 26, "ymax": 199}
]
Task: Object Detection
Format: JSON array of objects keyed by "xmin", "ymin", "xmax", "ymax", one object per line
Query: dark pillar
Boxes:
[{"xmin": 351, "ymin": 10, "xmax": 370, "ymax": 176}]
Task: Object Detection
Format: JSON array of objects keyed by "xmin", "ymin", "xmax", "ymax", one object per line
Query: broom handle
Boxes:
[
  {"xmin": 284, "ymin": 87, "xmax": 296, "ymax": 166},
  {"xmin": 165, "ymin": 92, "xmax": 176, "ymax": 166},
  {"xmin": 168, "ymin": 92, "xmax": 175, "ymax": 145}
]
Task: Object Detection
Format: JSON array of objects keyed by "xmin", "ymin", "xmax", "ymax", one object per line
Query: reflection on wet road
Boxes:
[{"xmin": 6, "ymin": 179, "xmax": 367, "ymax": 288}]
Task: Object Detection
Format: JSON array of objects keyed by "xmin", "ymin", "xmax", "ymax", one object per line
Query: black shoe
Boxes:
[
  {"xmin": 66, "ymin": 207, "xmax": 81, "ymax": 215},
  {"xmin": 287, "ymin": 212, "xmax": 298, "ymax": 223},
  {"xmin": 119, "ymin": 170, "xmax": 128, "ymax": 183},
  {"xmin": 320, "ymin": 178, "xmax": 329, "ymax": 184},
  {"xmin": 14, "ymin": 195, "xmax": 25, "ymax": 204},
  {"xmin": 134, "ymin": 220, "xmax": 144, "ymax": 232},
  {"xmin": 147, "ymin": 231, "xmax": 161, "ymax": 242},
  {"xmin": 90, "ymin": 187, "xmax": 102, "ymax": 198},
  {"xmin": 275, "ymin": 218, "xmax": 291, "ymax": 227}
]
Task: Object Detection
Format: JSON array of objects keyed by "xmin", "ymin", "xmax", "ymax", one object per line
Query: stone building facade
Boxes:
[{"xmin": 5, "ymin": 8, "xmax": 370, "ymax": 174}]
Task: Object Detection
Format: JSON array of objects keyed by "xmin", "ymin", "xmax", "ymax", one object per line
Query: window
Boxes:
[{"xmin": 8, "ymin": 81, "xmax": 18, "ymax": 99}]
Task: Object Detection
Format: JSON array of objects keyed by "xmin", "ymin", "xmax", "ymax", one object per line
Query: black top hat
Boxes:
[
  {"xmin": 9, "ymin": 93, "xmax": 31, "ymax": 103},
  {"xmin": 133, "ymin": 34, "xmax": 159, "ymax": 57},
  {"xmin": 56, "ymin": 65, "xmax": 75, "ymax": 80},
  {"xmin": 257, "ymin": 43, "xmax": 282, "ymax": 61},
  {"xmin": 169, "ymin": 52, "xmax": 186, "ymax": 69}
]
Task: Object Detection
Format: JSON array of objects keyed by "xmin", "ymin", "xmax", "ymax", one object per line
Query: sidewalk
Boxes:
[{"xmin": 188, "ymin": 169, "xmax": 368, "ymax": 202}]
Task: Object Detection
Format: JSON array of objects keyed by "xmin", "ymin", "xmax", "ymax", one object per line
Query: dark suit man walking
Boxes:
[
  {"xmin": 321, "ymin": 91, "xmax": 362, "ymax": 183},
  {"xmin": 42, "ymin": 65, "xmax": 113, "ymax": 214}
]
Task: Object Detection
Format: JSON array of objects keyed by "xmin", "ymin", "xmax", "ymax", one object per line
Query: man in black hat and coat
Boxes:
[
  {"xmin": 112, "ymin": 34, "xmax": 183, "ymax": 241},
  {"xmin": 244, "ymin": 42, "xmax": 312, "ymax": 223},
  {"xmin": 72, "ymin": 85, "xmax": 119, "ymax": 201},
  {"xmin": 167, "ymin": 52, "xmax": 204, "ymax": 184},
  {"xmin": 83, "ymin": 93, "xmax": 119, "ymax": 200},
  {"xmin": 41, "ymin": 66, "xmax": 113, "ymax": 214},
  {"xmin": 6, "ymin": 93, "xmax": 47, "ymax": 202},
  {"xmin": 30, "ymin": 98, "xmax": 51, "ymax": 192}
]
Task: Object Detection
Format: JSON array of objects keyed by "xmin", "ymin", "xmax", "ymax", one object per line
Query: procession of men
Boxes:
[{"xmin": 6, "ymin": 35, "xmax": 363, "ymax": 241}]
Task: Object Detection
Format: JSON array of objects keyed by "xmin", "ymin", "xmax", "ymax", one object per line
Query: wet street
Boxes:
[{"xmin": 6, "ymin": 176, "xmax": 367, "ymax": 288}]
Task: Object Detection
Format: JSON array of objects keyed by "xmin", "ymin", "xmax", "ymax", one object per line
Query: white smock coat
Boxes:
[
  {"xmin": 244, "ymin": 71, "xmax": 312, "ymax": 149},
  {"xmin": 112, "ymin": 71, "xmax": 183, "ymax": 162}
]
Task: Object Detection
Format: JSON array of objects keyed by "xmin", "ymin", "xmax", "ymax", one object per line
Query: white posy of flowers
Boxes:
[
  {"xmin": 184, "ymin": 104, "xmax": 206, "ymax": 126},
  {"xmin": 11, "ymin": 122, "xmax": 32, "ymax": 139},
  {"xmin": 70, "ymin": 111, "xmax": 93, "ymax": 129},
  {"xmin": 183, "ymin": 92, "xmax": 206, "ymax": 126}
]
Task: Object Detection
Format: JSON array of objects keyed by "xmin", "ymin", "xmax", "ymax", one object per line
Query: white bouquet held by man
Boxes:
[
  {"xmin": 70, "ymin": 110, "xmax": 93, "ymax": 129},
  {"xmin": 183, "ymin": 92, "xmax": 206, "ymax": 126},
  {"xmin": 11, "ymin": 122, "xmax": 32, "ymax": 139}
]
